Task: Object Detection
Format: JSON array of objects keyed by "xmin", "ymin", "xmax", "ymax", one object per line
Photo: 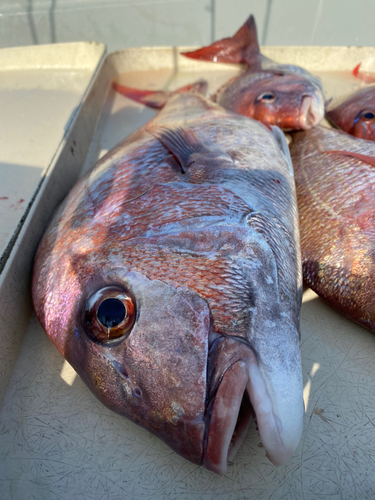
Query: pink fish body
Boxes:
[
  {"xmin": 183, "ymin": 15, "xmax": 324, "ymax": 131},
  {"xmin": 290, "ymin": 126, "xmax": 375, "ymax": 330},
  {"xmin": 32, "ymin": 93, "xmax": 303, "ymax": 474}
]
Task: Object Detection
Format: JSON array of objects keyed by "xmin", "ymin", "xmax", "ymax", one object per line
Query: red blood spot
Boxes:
[
  {"xmin": 0, "ymin": 197, "xmax": 9, "ymax": 200},
  {"xmin": 18, "ymin": 199, "xmax": 25, "ymax": 204}
]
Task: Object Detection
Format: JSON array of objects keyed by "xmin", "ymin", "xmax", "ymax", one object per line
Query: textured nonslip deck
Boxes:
[{"xmin": 1, "ymin": 45, "xmax": 375, "ymax": 499}]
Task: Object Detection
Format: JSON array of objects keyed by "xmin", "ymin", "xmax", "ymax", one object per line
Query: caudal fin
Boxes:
[
  {"xmin": 113, "ymin": 80, "xmax": 208, "ymax": 109},
  {"xmin": 182, "ymin": 14, "xmax": 260, "ymax": 66},
  {"xmin": 352, "ymin": 63, "xmax": 375, "ymax": 84}
]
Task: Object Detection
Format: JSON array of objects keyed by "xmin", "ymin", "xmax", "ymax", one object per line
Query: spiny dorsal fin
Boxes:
[
  {"xmin": 324, "ymin": 150, "xmax": 375, "ymax": 168},
  {"xmin": 182, "ymin": 14, "xmax": 260, "ymax": 66},
  {"xmin": 271, "ymin": 126, "xmax": 294, "ymax": 176},
  {"xmin": 150, "ymin": 127, "xmax": 210, "ymax": 173}
]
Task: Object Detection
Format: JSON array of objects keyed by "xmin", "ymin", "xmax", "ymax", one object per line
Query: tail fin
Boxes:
[
  {"xmin": 352, "ymin": 63, "xmax": 375, "ymax": 84},
  {"xmin": 182, "ymin": 14, "xmax": 260, "ymax": 65},
  {"xmin": 113, "ymin": 80, "xmax": 208, "ymax": 109}
]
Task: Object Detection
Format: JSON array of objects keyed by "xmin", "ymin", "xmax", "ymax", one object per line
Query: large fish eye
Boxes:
[
  {"xmin": 361, "ymin": 110, "xmax": 375, "ymax": 122},
  {"xmin": 83, "ymin": 286, "xmax": 136, "ymax": 344},
  {"xmin": 257, "ymin": 92, "xmax": 277, "ymax": 104}
]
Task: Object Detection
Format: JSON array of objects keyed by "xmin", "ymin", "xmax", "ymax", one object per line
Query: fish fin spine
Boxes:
[
  {"xmin": 149, "ymin": 127, "xmax": 209, "ymax": 173},
  {"xmin": 324, "ymin": 150, "xmax": 375, "ymax": 168}
]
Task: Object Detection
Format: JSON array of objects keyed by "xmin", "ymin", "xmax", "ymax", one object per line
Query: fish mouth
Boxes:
[
  {"xmin": 203, "ymin": 337, "xmax": 302, "ymax": 475},
  {"xmin": 299, "ymin": 95, "xmax": 324, "ymax": 130}
]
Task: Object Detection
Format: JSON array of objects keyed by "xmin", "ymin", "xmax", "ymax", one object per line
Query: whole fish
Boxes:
[
  {"xmin": 182, "ymin": 15, "xmax": 324, "ymax": 131},
  {"xmin": 32, "ymin": 92, "xmax": 303, "ymax": 475},
  {"xmin": 326, "ymin": 84, "xmax": 375, "ymax": 141},
  {"xmin": 290, "ymin": 126, "xmax": 375, "ymax": 331}
]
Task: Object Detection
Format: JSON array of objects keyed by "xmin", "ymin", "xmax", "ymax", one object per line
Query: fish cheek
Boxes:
[{"xmin": 70, "ymin": 271, "xmax": 211, "ymax": 465}]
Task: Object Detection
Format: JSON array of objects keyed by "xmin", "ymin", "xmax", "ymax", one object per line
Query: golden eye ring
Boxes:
[
  {"xmin": 257, "ymin": 92, "xmax": 277, "ymax": 104},
  {"xmin": 83, "ymin": 285, "xmax": 136, "ymax": 344}
]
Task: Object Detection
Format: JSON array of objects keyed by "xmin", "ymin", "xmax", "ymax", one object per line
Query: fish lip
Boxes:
[
  {"xmin": 203, "ymin": 338, "xmax": 301, "ymax": 475},
  {"xmin": 299, "ymin": 95, "xmax": 324, "ymax": 130}
]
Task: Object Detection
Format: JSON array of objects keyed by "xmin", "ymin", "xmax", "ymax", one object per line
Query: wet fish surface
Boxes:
[
  {"xmin": 32, "ymin": 92, "xmax": 303, "ymax": 475},
  {"xmin": 290, "ymin": 126, "xmax": 375, "ymax": 331},
  {"xmin": 326, "ymin": 84, "xmax": 375, "ymax": 141},
  {"xmin": 183, "ymin": 15, "xmax": 324, "ymax": 131}
]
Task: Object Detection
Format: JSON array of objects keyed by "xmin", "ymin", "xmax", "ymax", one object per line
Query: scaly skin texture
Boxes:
[
  {"xmin": 32, "ymin": 93, "xmax": 303, "ymax": 473},
  {"xmin": 326, "ymin": 85, "xmax": 375, "ymax": 141},
  {"xmin": 290, "ymin": 126, "xmax": 375, "ymax": 331}
]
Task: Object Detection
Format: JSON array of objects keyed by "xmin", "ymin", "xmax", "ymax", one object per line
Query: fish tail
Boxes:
[
  {"xmin": 113, "ymin": 80, "xmax": 207, "ymax": 109},
  {"xmin": 353, "ymin": 63, "xmax": 361, "ymax": 78},
  {"xmin": 352, "ymin": 63, "xmax": 375, "ymax": 84},
  {"xmin": 182, "ymin": 14, "xmax": 260, "ymax": 65}
]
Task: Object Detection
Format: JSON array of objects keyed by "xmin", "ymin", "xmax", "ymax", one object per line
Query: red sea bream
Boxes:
[
  {"xmin": 183, "ymin": 15, "xmax": 324, "ymax": 131},
  {"xmin": 32, "ymin": 92, "xmax": 303, "ymax": 474},
  {"xmin": 290, "ymin": 126, "xmax": 375, "ymax": 331}
]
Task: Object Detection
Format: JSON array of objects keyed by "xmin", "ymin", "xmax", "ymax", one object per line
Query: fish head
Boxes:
[
  {"xmin": 326, "ymin": 85, "xmax": 375, "ymax": 141},
  {"xmin": 32, "ymin": 217, "xmax": 211, "ymax": 464},
  {"xmin": 223, "ymin": 72, "xmax": 324, "ymax": 131},
  {"xmin": 32, "ymin": 124, "xmax": 303, "ymax": 474}
]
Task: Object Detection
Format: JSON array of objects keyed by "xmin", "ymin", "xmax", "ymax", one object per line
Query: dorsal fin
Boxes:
[
  {"xmin": 182, "ymin": 14, "xmax": 260, "ymax": 66},
  {"xmin": 324, "ymin": 150, "xmax": 375, "ymax": 168},
  {"xmin": 149, "ymin": 127, "xmax": 210, "ymax": 173},
  {"xmin": 113, "ymin": 80, "xmax": 208, "ymax": 109},
  {"xmin": 271, "ymin": 126, "xmax": 294, "ymax": 176}
]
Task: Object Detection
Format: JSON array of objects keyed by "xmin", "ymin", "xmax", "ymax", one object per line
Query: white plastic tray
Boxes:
[
  {"xmin": 0, "ymin": 42, "xmax": 106, "ymax": 405},
  {"xmin": 1, "ymin": 45, "xmax": 375, "ymax": 499}
]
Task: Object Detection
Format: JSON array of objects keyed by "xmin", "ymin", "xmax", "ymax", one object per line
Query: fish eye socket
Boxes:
[
  {"xmin": 362, "ymin": 111, "xmax": 375, "ymax": 121},
  {"xmin": 83, "ymin": 285, "xmax": 136, "ymax": 344},
  {"xmin": 257, "ymin": 92, "xmax": 276, "ymax": 103}
]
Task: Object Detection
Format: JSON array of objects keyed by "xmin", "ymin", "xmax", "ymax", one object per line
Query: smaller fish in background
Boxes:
[
  {"xmin": 182, "ymin": 15, "xmax": 325, "ymax": 131},
  {"xmin": 290, "ymin": 126, "xmax": 375, "ymax": 332},
  {"xmin": 326, "ymin": 84, "xmax": 375, "ymax": 141}
]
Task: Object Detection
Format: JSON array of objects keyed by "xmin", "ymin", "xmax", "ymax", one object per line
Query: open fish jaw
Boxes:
[{"xmin": 32, "ymin": 93, "xmax": 303, "ymax": 473}]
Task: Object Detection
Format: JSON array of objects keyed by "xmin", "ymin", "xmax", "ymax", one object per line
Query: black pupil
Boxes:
[
  {"xmin": 363, "ymin": 112, "xmax": 375, "ymax": 120},
  {"xmin": 97, "ymin": 298, "xmax": 126, "ymax": 328},
  {"xmin": 262, "ymin": 93, "xmax": 274, "ymax": 100}
]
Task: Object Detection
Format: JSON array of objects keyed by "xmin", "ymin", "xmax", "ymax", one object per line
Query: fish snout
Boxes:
[
  {"xmin": 299, "ymin": 95, "xmax": 324, "ymax": 130},
  {"xmin": 203, "ymin": 336, "xmax": 303, "ymax": 474}
]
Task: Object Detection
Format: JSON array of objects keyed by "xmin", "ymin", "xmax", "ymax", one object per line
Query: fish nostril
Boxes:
[
  {"xmin": 134, "ymin": 388, "xmax": 142, "ymax": 397},
  {"xmin": 112, "ymin": 360, "xmax": 129, "ymax": 378}
]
